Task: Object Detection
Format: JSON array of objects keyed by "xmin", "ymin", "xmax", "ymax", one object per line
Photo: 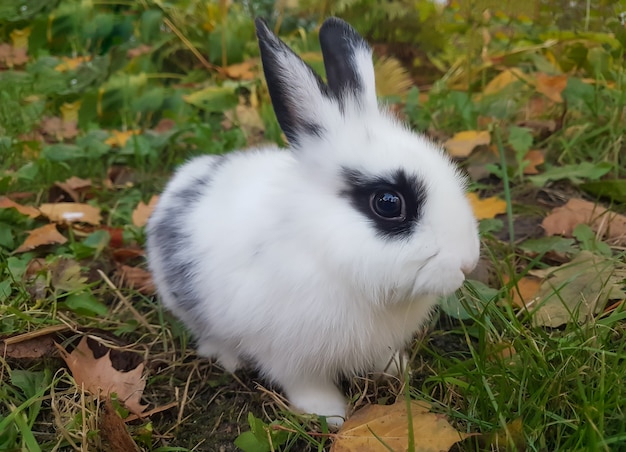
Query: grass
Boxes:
[{"xmin": 1, "ymin": 0, "xmax": 626, "ymax": 450}]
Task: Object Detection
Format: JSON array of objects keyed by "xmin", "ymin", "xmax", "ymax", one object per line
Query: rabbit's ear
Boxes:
[
  {"xmin": 255, "ymin": 18, "xmax": 332, "ymax": 147},
  {"xmin": 319, "ymin": 18, "xmax": 376, "ymax": 112}
]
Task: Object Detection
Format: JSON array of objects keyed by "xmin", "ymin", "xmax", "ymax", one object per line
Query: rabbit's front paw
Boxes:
[
  {"xmin": 197, "ymin": 340, "xmax": 241, "ymax": 373},
  {"xmin": 284, "ymin": 379, "xmax": 346, "ymax": 428}
]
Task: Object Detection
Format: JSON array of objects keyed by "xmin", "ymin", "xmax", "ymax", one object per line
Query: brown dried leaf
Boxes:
[
  {"xmin": 39, "ymin": 202, "xmax": 102, "ymax": 225},
  {"xmin": 223, "ymin": 59, "xmax": 257, "ymax": 80},
  {"xmin": 331, "ymin": 400, "xmax": 471, "ymax": 452},
  {"xmin": 542, "ymin": 198, "xmax": 626, "ymax": 245},
  {"xmin": 56, "ymin": 337, "xmax": 148, "ymax": 415},
  {"xmin": 0, "ymin": 196, "xmax": 40, "ymax": 218},
  {"xmin": 522, "ymin": 149, "xmax": 545, "ymax": 175},
  {"xmin": 535, "ymin": 73, "xmax": 568, "ymax": 103},
  {"xmin": 132, "ymin": 195, "xmax": 159, "ymax": 227},
  {"xmin": 53, "ymin": 176, "xmax": 92, "ymax": 202},
  {"xmin": 1, "ymin": 335, "xmax": 57, "ymax": 359},
  {"xmin": 15, "ymin": 224, "xmax": 68, "ymax": 253},
  {"xmin": 100, "ymin": 397, "xmax": 140, "ymax": 452},
  {"xmin": 467, "ymin": 192, "xmax": 507, "ymax": 220},
  {"xmin": 444, "ymin": 130, "xmax": 491, "ymax": 158},
  {"xmin": 507, "ymin": 276, "xmax": 542, "ymax": 308},
  {"xmin": 116, "ymin": 265, "xmax": 155, "ymax": 295}
]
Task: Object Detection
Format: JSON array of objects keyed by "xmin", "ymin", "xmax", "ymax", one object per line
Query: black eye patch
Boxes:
[{"xmin": 341, "ymin": 168, "xmax": 426, "ymax": 239}]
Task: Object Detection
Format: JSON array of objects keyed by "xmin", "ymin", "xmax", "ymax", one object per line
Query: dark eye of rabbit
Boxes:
[{"xmin": 370, "ymin": 190, "xmax": 405, "ymax": 220}]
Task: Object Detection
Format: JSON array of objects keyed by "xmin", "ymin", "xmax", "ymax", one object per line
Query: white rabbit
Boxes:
[{"xmin": 146, "ymin": 17, "xmax": 480, "ymax": 427}]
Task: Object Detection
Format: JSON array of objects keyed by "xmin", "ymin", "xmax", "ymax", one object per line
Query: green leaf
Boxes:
[
  {"xmin": 580, "ymin": 179, "xmax": 626, "ymax": 203},
  {"xmin": 41, "ymin": 144, "xmax": 83, "ymax": 161},
  {"xmin": 76, "ymin": 130, "xmax": 111, "ymax": 158},
  {"xmin": 233, "ymin": 431, "xmax": 270, "ymax": 452},
  {"xmin": 183, "ymin": 86, "xmax": 238, "ymax": 112},
  {"xmin": 62, "ymin": 292, "xmax": 108, "ymax": 316},
  {"xmin": 528, "ymin": 162, "xmax": 612, "ymax": 186},
  {"xmin": 508, "ymin": 126, "xmax": 533, "ymax": 153},
  {"xmin": 0, "ymin": 280, "xmax": 11, "ymax": 302},
  {"xmin": 0, "ymin": 223, "xmax": 15, "ymax": 249},
  {"xmin": 131, "ymin": 88, "xmax": 165, "ymax": 114},
  {"xmin": 519, "ymin": 236, "xmax": 577, "ymax": 255}
]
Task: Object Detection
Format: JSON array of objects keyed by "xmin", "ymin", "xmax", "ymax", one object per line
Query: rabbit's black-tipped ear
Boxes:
[
  {"xmin": 319, "ymin": 17, "xmax": 376, "ymax": 111},
  {"xmin": 255, "ymin": 18, "xmax": 331, "ymax": 147}
]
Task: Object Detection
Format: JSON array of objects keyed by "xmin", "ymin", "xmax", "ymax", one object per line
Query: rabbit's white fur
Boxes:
[{"xmin": 147, "ymin": 17, "xmax": 479, "ymax": 426}]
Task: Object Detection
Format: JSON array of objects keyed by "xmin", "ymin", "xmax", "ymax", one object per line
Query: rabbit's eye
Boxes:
[{"xmin": 370, "ymin": 190, "xmax": 405, "ymax": 220}]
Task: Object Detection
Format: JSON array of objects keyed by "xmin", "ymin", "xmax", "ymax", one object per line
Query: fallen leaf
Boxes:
[
  {"xmin": 535, "ymin": 73, "xmax": 568, "ymax": 103},
  {"xmin": 100, "ymin": 397, "xmax": 140, "ymax": 452},
  {"xmin": 224, "ymin": 104, "xmax": 265, "ymax": 145},
  {"xmin": 50, "ymin": 258, "xmax": 87, "ymax": 292},
  {"xmin": 467, "ymin": 192, "xmax": 507, "ymax": 220},
  {"xmin": 53, "ymin": 176, "xmax": 92, "ymax": 202},
  {"xmin": 0, "ymin": 196, "xmax": 40, "ymax": 218},
  {"xmin": 542, "ymin": 198, "xmax": 626, "ymax": 245},
  {"xmin": 481, "ymin": 418, "xmax": 526, "ymax": 451},
  {"xmin": 54, "ymin": 55, "xmax": 92, "ymax": 72},
  {"xmin": 56, "ymin": 337, "xmax": 148, "ymax": 415},
  {"xmin": 531, "ymin": 251, "xmax": 626, "ymax": 327},
  {"xmin": 40, "ymin": 116, "xmax": 78, "ymax": 140},
  {"xmin": 522, "ymin": 149, "xmax": 545, "ymax": 175},
  {"xmin": 105, "ymin": 130, "xmax": 141, "ymax": 147},
  {"xmin": 331, "ymin": 400, "xmax": 471, "ymax": 452},
  {"xmin": 15, "ymin": 224, "xmax": 68, "ymax": 253},
  {"xmin": 1, "ymin": 335, "xmax": 57, "ymax": 359},
  {"xmin": 1, "ymin": 325, "xmax": 71, "ymax": 359},
  {"xmin": 223, "ymin": 59, "xmax": 257, "ymax": 80},
  {"xmin": 132, "ymin": 196, "xmax": 159, "ymax": 228},
  {"xmin": 10, "ymin": 27, "xmax": 31, "ymax": 50},
  {"xmin": 505, "ymin": 276, "xmax": 542, "ymax": 308},
  {"xmin": 482, "ymin": 68, "xmax": 528, "ymax": 95},
  {"xmin": 116, "ymin": 265, "xmax": 155, "ymax": 295},
  {"xmin": 444, "ymin": 130, "xmax": 491, "ymax": 158},
  {"xmin": 39, "ymin": 202, "xmax": 102, "ymax": 225},
  {"xmin": 126, "ymin": 44, "xmax": 152, "ymax": 59}
]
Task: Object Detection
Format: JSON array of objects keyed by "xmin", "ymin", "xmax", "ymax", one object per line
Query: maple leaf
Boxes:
[
  {"xmin": 331, "ymin": 400, "xmax": 472, "ymax": 452},
  {"xmin": 105, "ymin": 129, "xmax": 141, "ymax": 147},
  {"xmin": 56, "ymin": 337, "xmax": 148, "ymax": 415}
]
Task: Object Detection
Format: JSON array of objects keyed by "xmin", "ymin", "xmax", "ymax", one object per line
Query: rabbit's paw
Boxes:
[
  {"xmin": 373, "ymin": 351, "xmax": 408, "ymax": 379},
  {"xmin": 284, "ymin": 379, "xmax": 346, "ymax": 428},
  {"xmin": 197, "ymin": 340, "xmax": 241, "ymax": 373}
]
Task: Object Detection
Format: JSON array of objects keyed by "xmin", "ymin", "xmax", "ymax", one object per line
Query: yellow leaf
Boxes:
[
  {"xmin": 444, "ymin": 130, "xmax": 491, "ymax": 158},
  {"xmin": 55, "ymin": 55, "xmax": 92, "ymax": 72},
  {"xmin": 331, "ymin": 400, "xmax": 471, "ymax": 452},
  {"xmin": 483, "ymin": 68, "xmax": 528, "ymax": 95},
  {"xmin": 522, "ymin": 149, "xmax": 545, "ymax": 175},
  {"xmin": 10, "ymin": 28, "xmax": 31, "ymax": 50},
  {"xmin": 60, "ymin": 101, "xmax": 82, "ymax": 124},
  {"xmin": 105, "ymin": 129, "xmax": 141, "ymax": 147},
  {"xmin": 466, "ymin": 192, "xmax": 507, "ymax": 220}
]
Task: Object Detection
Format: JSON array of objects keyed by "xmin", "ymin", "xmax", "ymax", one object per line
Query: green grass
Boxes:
[{"xmin": 1, "ymin": 0, "xmax": 626, "ymax": 450}]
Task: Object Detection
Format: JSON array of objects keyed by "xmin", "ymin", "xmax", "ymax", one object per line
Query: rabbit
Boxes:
[{"xmin": 146, "ymin": 16, "xmax": 480, "ymax": 427}]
